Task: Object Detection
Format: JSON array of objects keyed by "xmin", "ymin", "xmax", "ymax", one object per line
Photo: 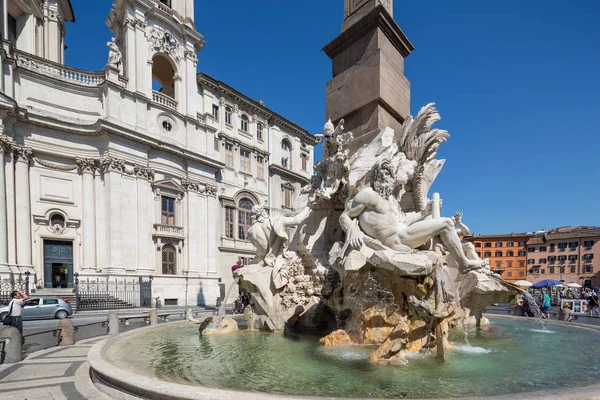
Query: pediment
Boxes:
[{"xmin": 152, "ymin": 178, "xmax": 184, "ymax": 193}]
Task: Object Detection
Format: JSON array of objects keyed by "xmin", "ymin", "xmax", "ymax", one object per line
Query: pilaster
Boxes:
[
  {"xmin": 14, "ymin": 146, "xmax": 33, "ymax": 268},
  {"xmin": 0, "ymin": 137, "xmax": 9, "ymax": 272},
  {"xmin": 76, "ymin": 158, "xmax": 97, "ymax": 270},
  {"xmin": 100, "ymin": 157, "xmax": 125, "ymax": 273}
]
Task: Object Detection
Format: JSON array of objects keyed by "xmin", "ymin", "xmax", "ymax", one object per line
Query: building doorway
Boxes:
[{"xmin": 43, "ymin": 240, "xmax": 74, "ymax": 289}]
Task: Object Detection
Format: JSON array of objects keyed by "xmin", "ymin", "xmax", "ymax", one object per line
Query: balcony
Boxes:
[
  {"xmin": 153, "ymin": 223, "xmax": 184, "ymax": 239},
  {"xmin": 152, "ymin": 91, "xmax": 178, "ymax": 111}
]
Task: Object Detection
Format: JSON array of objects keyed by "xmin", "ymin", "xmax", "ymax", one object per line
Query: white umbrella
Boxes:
[
  {"xmin": 513, "ymin": 280, "xmax": 533, "ymax": 287},
  {"xmin": 566, "ymin": 282, "xmax": 582, "ymax": 288}
]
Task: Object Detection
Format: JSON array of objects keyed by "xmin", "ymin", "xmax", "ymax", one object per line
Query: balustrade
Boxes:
[
  {"xmin": 15, "ymin": 51, "xmax": 105, "ymax": 86},
  {"xmin": 153, "ymin": 223, "xmax": 184, "ymax": 237},
  {"xmin": 152, "ymin": 91, "xmax": 178, "ymax": 111}
]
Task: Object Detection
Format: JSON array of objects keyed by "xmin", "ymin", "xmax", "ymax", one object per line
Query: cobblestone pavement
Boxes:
[{"xmin": 0, "ymin": 336, "xmax": 107, "ymax": 400}]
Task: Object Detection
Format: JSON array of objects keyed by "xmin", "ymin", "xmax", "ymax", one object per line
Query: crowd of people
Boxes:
[{"xmin": 514, "ymin": 287, "xmax": 600, "ymax": 321}]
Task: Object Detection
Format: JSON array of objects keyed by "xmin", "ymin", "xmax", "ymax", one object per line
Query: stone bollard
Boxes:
[
  {"xmin": 58, "ymin": 318, "xmax": 75, "ymax": 346},
  {"xmin": 0, "ymin": 327, "xmax": 22, "ymax": 363},
  {"xmin": 185, "ymin": 308, "xmax": 193, "ymax": 321},
  {"xmin": 108, "ymin": 312, "xmax": 120, "ymax": 337},
  {"xmin": 149, "ymin": 309, "xmax": 159, "ymax": 325}
]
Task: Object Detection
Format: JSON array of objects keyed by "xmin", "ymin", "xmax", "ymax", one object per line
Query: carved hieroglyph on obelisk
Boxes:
[{"xmin": 323, "ymin": 0, "xmax": 414, "ymax": 147}]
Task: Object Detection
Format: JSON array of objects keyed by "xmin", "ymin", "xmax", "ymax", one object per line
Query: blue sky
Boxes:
[{"xmin": 65, "ymin": 0, "xmax": 600, "ymax": 234}]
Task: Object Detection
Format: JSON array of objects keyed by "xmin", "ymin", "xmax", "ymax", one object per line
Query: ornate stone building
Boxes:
[{"xmin": 0, "ymin": 0, "xmax": 315, "ymax": 306}]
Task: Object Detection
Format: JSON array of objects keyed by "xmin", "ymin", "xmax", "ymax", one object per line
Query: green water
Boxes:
[{"xmin": 106, "ymin": 319, "xmax": 600, "ymax": 398}]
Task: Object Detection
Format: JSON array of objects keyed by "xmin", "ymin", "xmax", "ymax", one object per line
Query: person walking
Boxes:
[
  {"xmin": 7, "ymin": 290, "xmax": 29, "ymax": 335},
  {"xmin": 588, "ymin": 291, "xmax": 600, "ymax": 317},
  {"xmin": 540, "ymin": 288, "xmax": 551, "ymax": 319}
]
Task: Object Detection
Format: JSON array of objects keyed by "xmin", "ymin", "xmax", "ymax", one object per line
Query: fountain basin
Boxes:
[{"xmin": 88, "ymin": 316, "xmax": 600, "ymax": 400}]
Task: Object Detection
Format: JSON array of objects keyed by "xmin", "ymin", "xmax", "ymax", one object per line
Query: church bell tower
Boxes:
[{"xmin": 105, "ymin": 0, "xmax": 204, "ymax": 118}]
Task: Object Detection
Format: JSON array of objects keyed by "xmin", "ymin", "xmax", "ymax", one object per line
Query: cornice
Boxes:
[
  {"xmin": 217, "ymin": 131, "xmax": 269, "ymax": 158},
  {"xmin": 268, "ymin": 164, "xmax": 310, "ymax": 185},
  {"xmin": 198, "ymin": 73, "xmax": 317, "ymax": 146}
]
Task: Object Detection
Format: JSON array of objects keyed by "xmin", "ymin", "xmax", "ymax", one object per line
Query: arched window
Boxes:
[
  {"xmin": 151, "ymin": 54, "xmax": 175, "ymax": 98},
  {"xmin": 162, "ymin": 244, "xmax": 177, "ymax": 275},
  {"xmin": 237, "ymin": 198, "xmax": 253, "ymax": 240},
  {"xmin": 225, "ymin": 107, "xmax": 232, "ymax": 125},
  {"xmin": 257, "ymin": 123, "xmax": 263, "ymax": 140},
  {"xmin": 281, "ymin": 140, "xmax": 291, "ymax": 169},
  {"xmin": 240, "ymin": 114, "xmax": 249, "ymax": 132}
]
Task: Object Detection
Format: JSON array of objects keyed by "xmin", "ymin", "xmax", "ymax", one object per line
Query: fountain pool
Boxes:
[{"xmin": 92, "ymin": 316, "xmax": 600, "ymax": 399}]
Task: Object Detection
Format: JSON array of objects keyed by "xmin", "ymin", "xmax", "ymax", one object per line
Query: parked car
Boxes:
[{"xmin": 0, "ymin": 297, "xmax": 73, "ymax": 321}]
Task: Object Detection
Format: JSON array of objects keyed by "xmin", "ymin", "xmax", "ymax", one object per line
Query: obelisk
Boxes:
[{"xmin": 323, "ymin": 0, "xmax": 414, "ymax": 147}]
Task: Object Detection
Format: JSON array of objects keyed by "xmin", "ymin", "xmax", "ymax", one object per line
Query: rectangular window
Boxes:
[
  {"xmin": 558, "ymin": 255, "xmax": 567, "ymax": 262},
  {"xmin": 528, "ymin": 247, "xmax": 535, "ymax": 252},
  {"xmin": 495, "ymin": 251, "xmax": 502, "ymax": 257},
  {"xmin": 240, "ymin": 148, "xmax": 251, "ymax": 174},
  {"xmin": 507, "ymin": 271, "xmax": 512, "ymax": 277},
  {"xmin": 257, "ymin": 155, "xmax": 264, "ymax": 179},
  {"xmin": 549, "ymin": 244, "xmax": 555, "ymax": 252},
  {"xmin": 585, "ymin": 265, "xmax": 593, "ymax": 273},
  {"xmin": 282, "ymin": 187, "xmax": 293, "ymax": 208},
  {"xmin": 240, "ymin": 116, "xmax": 249, "ymax": 132},
  {"xmin": 506, "ymin": 241, "xmax": 514, "ymax": 247},
  {"xmin": 161, "ymin": 196, "xmax": 175, "ymax": 225},
  {"xmin": 519, "ymin": 260, "xmax": 525, "ymax": 267},
  {"xmin": 583, "ymin": 254, "xmax": 594, "ymax": 262},
  {"xmin": 548, "ymin": 256, "xmax": 556, "ymax": 262},
  {"xmin": 506, "ymin": 251, "xmax": 514, "ymax": 257},
  {"xmin": 518, "ymin": 250, "xmax": 526, "ymax": 256},
  {"xmin": 224, "ymin": 207, "xmax": 234, "ymax": 238},
  {"xmin": 539, "ymin": 246, "xmax": 547, "ymax": 252},
  {"xmin": 570, "ymin": 266, "xmax": 576, "ymax": 273},
  {"xmin": 549, "ymin": 267, "xmax": 555, "ymax": 274},
  {"xmin": 541, "ymin": 269, "xmax": 545, "ymax": 274},
  {"xmin": 518, "ymin": 241, "xmax": 526, "ymax": 246},
  {"xmin": 484, "ymin": 252, "xmax": 491, "ymax": 257},
  {"xmin": 225, "ymin": 107, "xmax": 232, "ymax": 125},
  {"xmin": 560, "ymin": 267, "xmax": 565, "ymax": 273},
  {"xmin": 495, "ymin": 261, "xmax": 501, "ymax": 268},
  {"xmin": 225, "ymin": 143, "xmax": 233, "ymax": 167},
  {"xmin": 281, "ymin": 157, "xmax": 289, "ymax": 169},
  {"xmin": 507, "ymin": 261, "xmax": 513, "ymax": 267},
  {"xmin": 301, "ymin": 154, "xmax": 308, "ymax": 171},
  {"xmin": 257, "ymin": 123, "xmax": 263, "ymax": 140},
  {"xmin": 484, "ymin": 243, "xmax": 492, "ymax": 248},
  {"xmin": 8, "ymin": 14, "xmax": 17, "ymax": 46},
  {"xmin": 568, "ymin": 255, "xmax": 578, "ymax": 262},
  {"xmin": 539, "ymin": 258, "xmax": 546, "ymax": 264},
  {"xmin": 527, "ymin": 259, "xmax": 534, "ymax": 264},
  {"xmin": 569, "ymin": 241, "xmax": 578, "ymax": 249},
  {"xmin": 519, "ymin": 271, "xmax": 525, "ymax": 277},
  {"xmin": 475, "ymin": 243, "xmax": 481, "ymax": 248},
  {"xmin": 558, "ymin": 242, "xmax": 567, "ymax": 250},
  {"xmin": 43, "ymin": 298, "xmax": 59, "ymax": 305},
  {"xmin": 212, "ymin": 104, "xmax": 219, "ymax": 121},
  {"xmin": 584, "ymin": 240, "xmax": 594, "ymax": 248},
  {"xmin": 495, "ymin": 242, "xmax": 503, "ymax": 247}
]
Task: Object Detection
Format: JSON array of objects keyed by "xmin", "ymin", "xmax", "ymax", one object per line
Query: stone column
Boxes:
[
  {"xmin": 14, "ymin": 146, "xmax": 33, "ymax": 267},
  {"xmin": 0, "ymin": 139, "xmax": 9, "ymax": 271},
  {"xmin": 77, "ymin": 158, "xmax": 97, "ymax": 270}
]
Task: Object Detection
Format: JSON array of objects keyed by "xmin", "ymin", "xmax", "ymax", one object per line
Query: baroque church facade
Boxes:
[{"xmin": 0, "ymin": 0, "xmax": 315, "ymax": 306}]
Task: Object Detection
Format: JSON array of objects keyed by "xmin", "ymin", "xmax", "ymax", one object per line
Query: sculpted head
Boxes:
[
  {"xmin": 371, "ymin": 159, "xmax": 396, "ymax": 198},
  {"xmin": 251, "ymin": 204, "xmax": 269, "ymax": 220}
]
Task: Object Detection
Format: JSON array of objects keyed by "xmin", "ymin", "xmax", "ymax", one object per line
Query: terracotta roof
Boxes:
[{"xmin": 464, "ymin": 232, "xmax": 533, "ymax": 240}]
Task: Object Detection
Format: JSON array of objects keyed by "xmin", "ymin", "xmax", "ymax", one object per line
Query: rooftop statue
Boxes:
[{"xmin": 106, "ymin": 37, "xmax": 122, "ymax": 71}]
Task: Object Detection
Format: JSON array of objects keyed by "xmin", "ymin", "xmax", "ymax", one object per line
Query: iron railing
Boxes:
[
  {"xmin": 0, "ymin": 272, "xmax": 30, "ymax": 306},
  {"xmin": 74, "ymin": 275, "xmax": 152, "ymax": 311}
]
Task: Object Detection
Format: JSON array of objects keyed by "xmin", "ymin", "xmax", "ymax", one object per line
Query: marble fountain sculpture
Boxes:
[{"xmin": 234, "ymin": 103, "xmax": 519, "ymax": 365}]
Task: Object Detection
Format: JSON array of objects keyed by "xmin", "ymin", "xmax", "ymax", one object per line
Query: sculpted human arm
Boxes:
[
  {"xmin": 283, "ymin": 206, "xmax": 311, "ymax": 227},
  {"xmin": 339, "ymin": 196, "xmax": 368, "ymax": 250},
  {"xmin": 453, "ymin": 211, "xmax": 471, "ymax": 236}
]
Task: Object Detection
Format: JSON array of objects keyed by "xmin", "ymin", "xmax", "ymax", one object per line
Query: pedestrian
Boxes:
[
  {"xmin": 540, "ymin": 288, "xmax": 551, "ymax": 319},
  {"xmin": 558, "ymin": 303, "xmax": 573, "ymax": 322},
  {"xmin": 6, "ymin": 290, "xmax": 29, "ymax": 335},
  {"xmin": 588, "ymin": 291, "xmax": 600, "ymax": 317}
]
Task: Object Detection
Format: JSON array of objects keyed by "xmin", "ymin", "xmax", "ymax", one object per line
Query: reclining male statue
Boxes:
[{"xmin": 339, "ymin": 158, "xmax": 489, "ymax": 274}]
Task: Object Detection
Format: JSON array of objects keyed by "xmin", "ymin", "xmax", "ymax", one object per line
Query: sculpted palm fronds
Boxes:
[{"xmin": 397, "ymin": 103, "xmax": 449, "ymax": 165}]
